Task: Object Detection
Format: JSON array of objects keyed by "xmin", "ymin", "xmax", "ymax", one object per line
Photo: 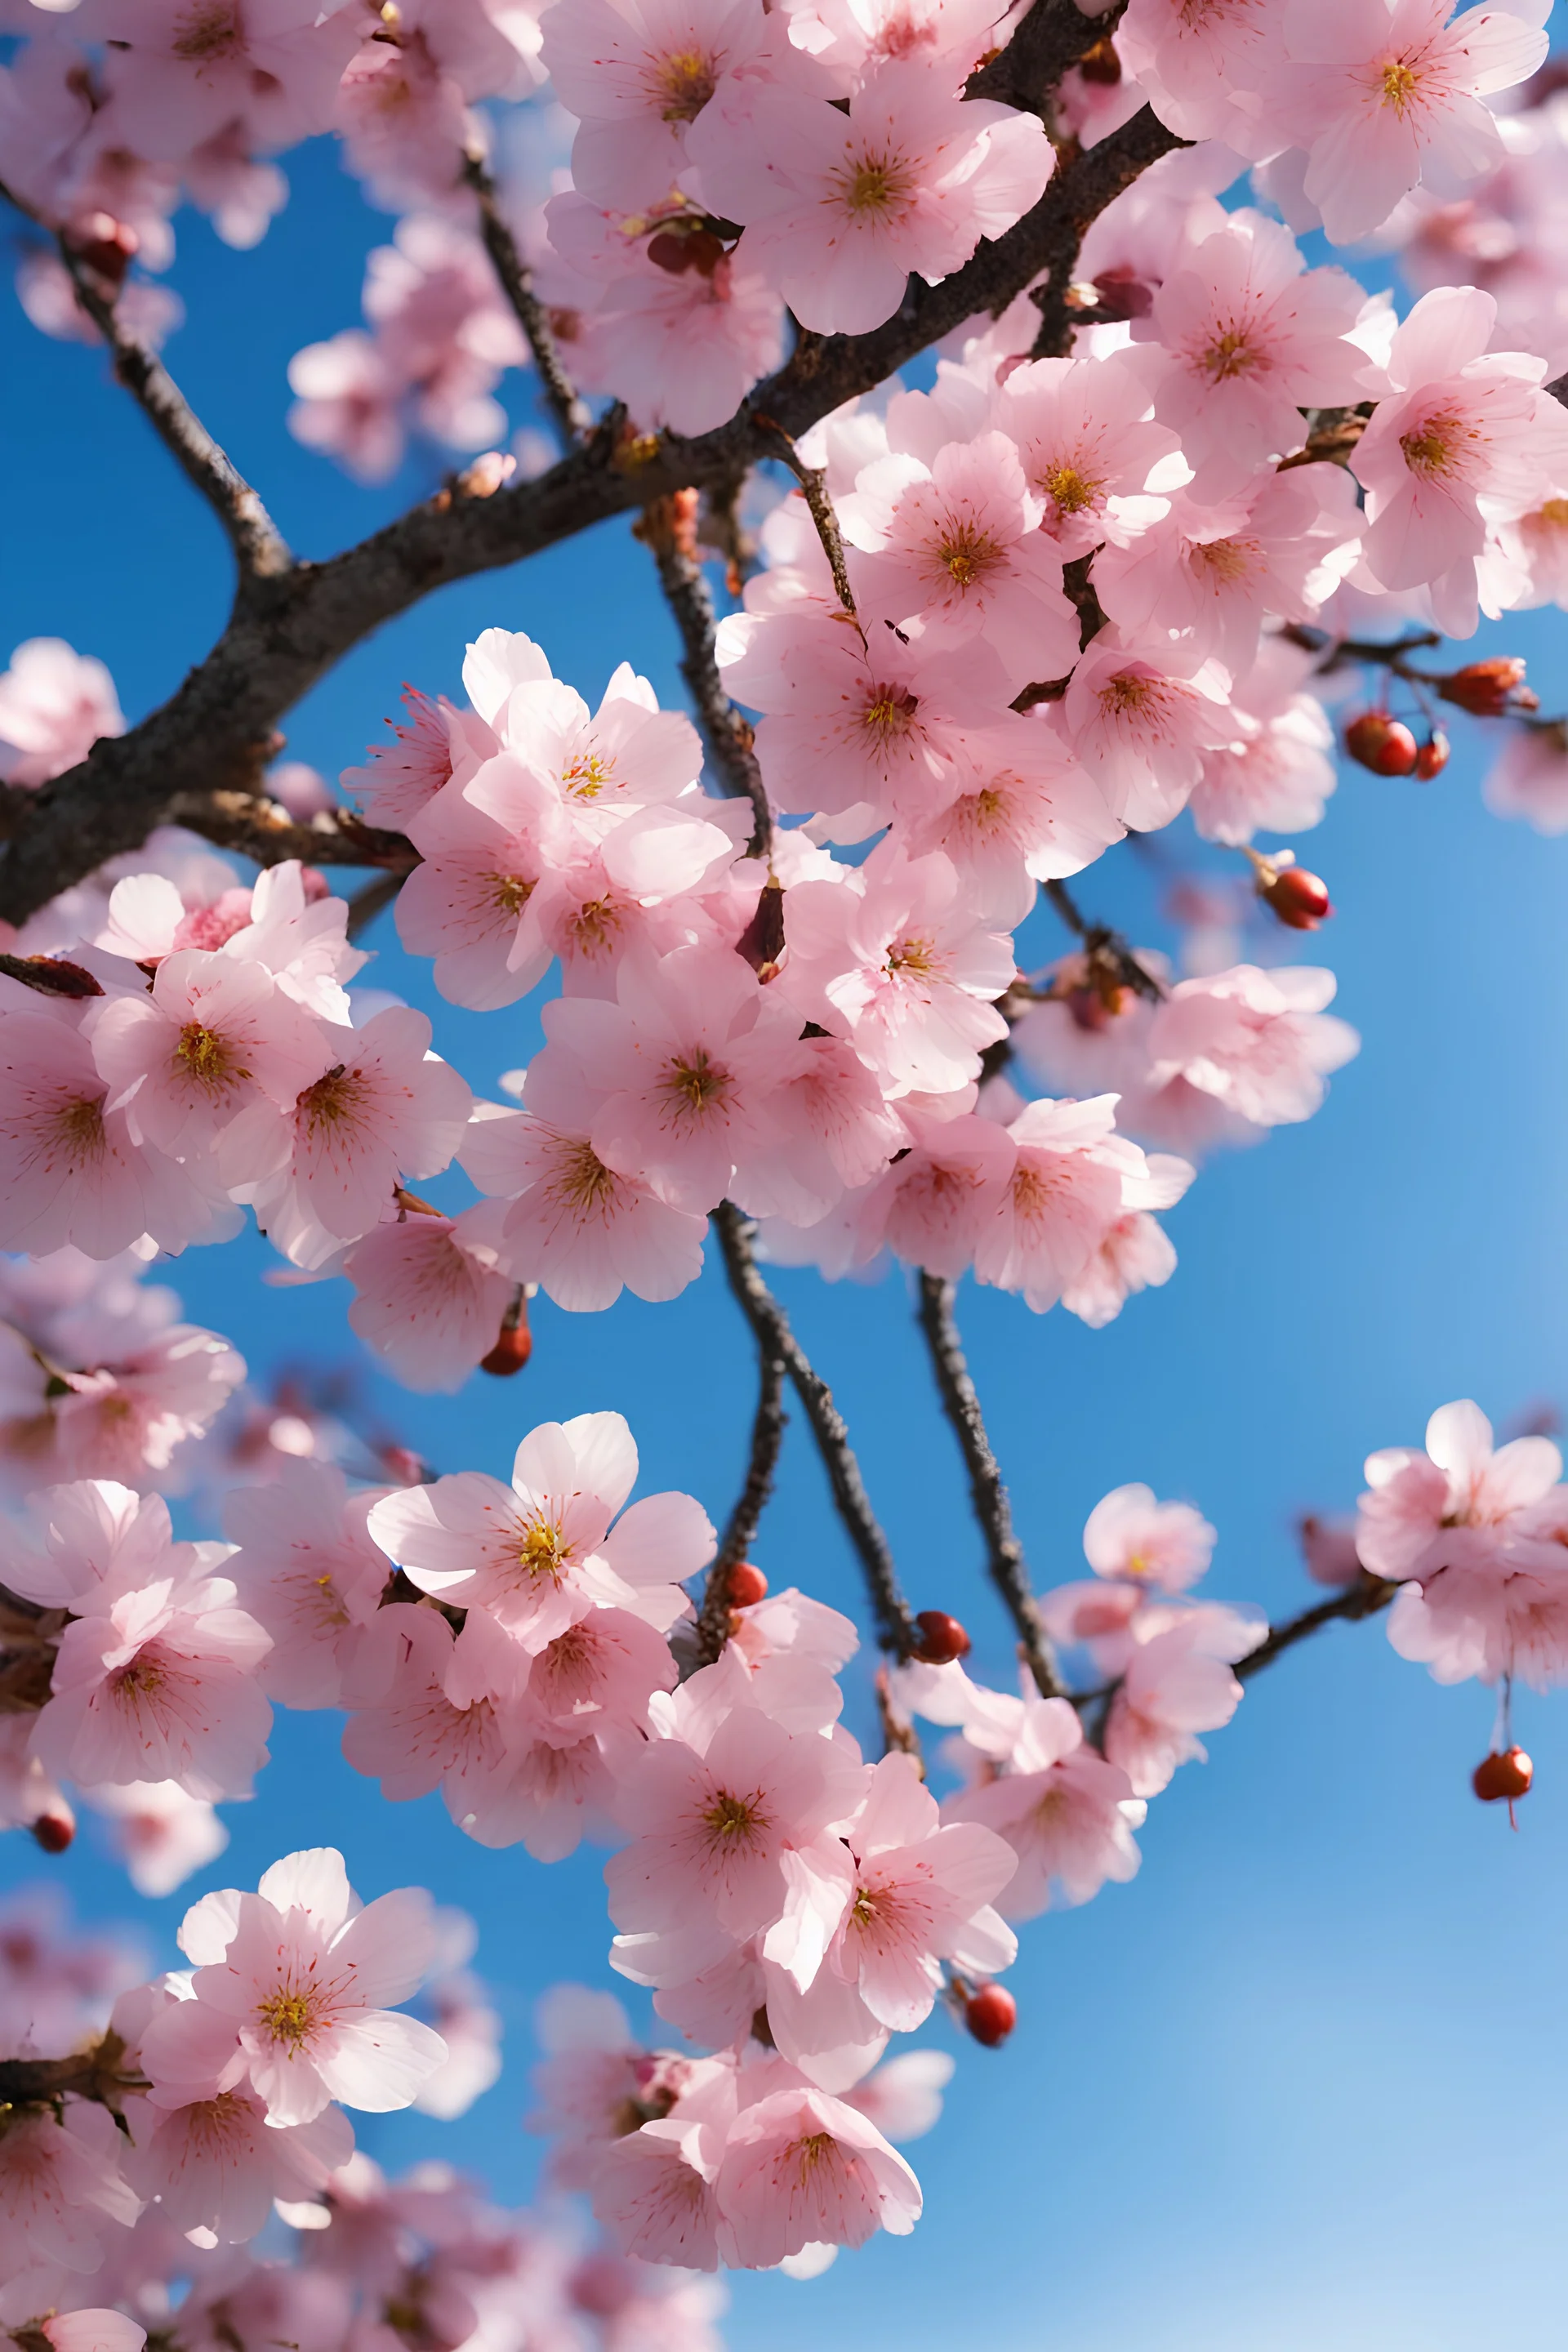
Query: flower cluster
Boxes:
[{"xmin": 1356, "ymin": 1396, "xmax": 1568, "ymax": 1688}]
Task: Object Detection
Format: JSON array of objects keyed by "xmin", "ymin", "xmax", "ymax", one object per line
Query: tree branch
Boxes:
[
  {"xmin": 0, "ymin": 104, "xmax": 1182, "ymax": 926},
  {"xmin": 635, "ymin": 495, "xmax": 773, "ymax": 858},
  {"xmin": 711, "ymin": 1202, "xmax": 919, "ymax": 1656},
  {"xmin": 1043, "ymin": 875, "xmax": 1165, "ymax": 1003},
  {"xmin": 915, "ymin": 1272, "xmax": 1066, "ymax": 1699},
  {"xmin": 0, "ymin": 177, "xmax": 290, "ymax": 585},
  {"xmin": 461, "ymin": 148, "xmax": 591, "ymax": 451},
  {"xmin": 1234, "ymin": 1574, "xmax": 1400, "ymax": 1682},
  {"xmin": 967, "ymin": 0, "xmax": 1129, "ymax": 111},
  {"xmin": 693, "ymin": 1339, "xmax": 788, "ymax": 1666}
]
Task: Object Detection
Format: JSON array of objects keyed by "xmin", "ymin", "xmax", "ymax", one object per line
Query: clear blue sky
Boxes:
[{"xmin": 5, "ymin": 130, "xmax": 1568, "ymax": 2352}]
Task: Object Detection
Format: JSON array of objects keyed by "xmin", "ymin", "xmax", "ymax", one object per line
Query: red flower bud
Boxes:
[
  {"xmin": 1414, "ymin": 728, "xmax": 1450, "ymax": 780},
  {"xmin": 1473, "ymin": 1745, "xmax": 1533, "ymax": 1803},
  {"xmin": 647, "ymin": 230, "xmax": 694, "ymax": 274},
  {"xmin": 964, "ymin": 1984, "xmax": 1018, "ymax": 2047},
  {"xmin": 728, "ymin": 1562, "xmax": 768, "ymax": 1609},
  {"xmin": 1437, "ymin": 657, "xmax": 1537, "ymax": 719},
  {"xmin": 913, "ymin": 1609, "xmax": 972, "ymax": 1664},
  {"xmin": 1344, "ymin": 712, "xmax": 1419, "ymax": 776},
  {"xmin": 1262, "ymin": 866, "xmax": 1333, "ymax": 930},
  {"xmin": 31, "ymin": 1812, "xmax": 74, "ymax": 1855},
  {"xmin": 481, "ymin": 1290, "xmax": 532, "ymax": 1377}
]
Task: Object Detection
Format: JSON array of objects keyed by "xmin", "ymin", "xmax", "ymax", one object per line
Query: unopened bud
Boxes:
[
  {"xmin": 1473, "ymin": 1745, "xmax": 1533, "ymax": 1803},
  {"xmin": 1261, "ymin": 866, "xmax": 1333, "ymax": 931},
  {"xmin": 1437, "ymin": 657, "xmax": 1537, "ymax": 718},
  {"xmin": 70, "ymin": 212, "xmax": 138, "ymax": 288},
  {"xmin": 457, "ymin": 450, "xmax": 517, "ymax": 499},
  {"xmin": 964, "ymin": 1983, "xmax": 1017, "ymax": 2047},
  {"xmin": 728, "ymin": 1562, "xmax": 768, "ymax": 1609},
  {"xmin": 31, "ymin": 1811, "xmax": 74, "ymax": 1855},
  {"xmin": 1414, "ymin": 728, "xmax": 1450, "ymax": 780},
  {"xmin": 1344, "ymin": 711, "xmax": 1419, "ymax": 776},
  {"xmin": 913, "ymin": 1609, "xmax": 971, "ymax": 1664},
  {"xmin": 480, "ymin": 1290, "xmax": 532, "ymax": 1376}
]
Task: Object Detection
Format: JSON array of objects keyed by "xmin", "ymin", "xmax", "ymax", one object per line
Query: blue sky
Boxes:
[{"xmin": 5, "ymin": 127, "xmax": 1568, "ymax": 2352}]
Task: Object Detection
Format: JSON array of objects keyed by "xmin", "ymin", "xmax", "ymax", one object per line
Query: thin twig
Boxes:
[
  {"xmin": 160, "ymin": 794, "xmax": 420, "ymax": 872},
  {"xmin": 345, "ymin": 870, "xmax": 408, "ymax": 940},
  {"xmin": 915, "ymin": 1272, "xmax": 1066, "ymax": 1699},
  {"xmin": 637, "ymin": 495, "xmax": 773, "ymax": 858},
  {"xmin": 1234, "ymin": 1575, "xmax": 1400, "ymax": 1682},
  {"xmin": 0, "ymin": 177, "xmax": 291, "ymax": 583},
  {"xmin": 712, "ymin": 1202, "xmax": 919, "ymax": 1656},
  {"xmin": 693, "ymin": 1342, "xmax": 788, "ymax": 1665},
  {"xmin": 1043, "ymin": 877, "xmax": 1165, "ymax": 1003},
  {"xmin": 755, "ymin": 416, "xmax": 861, "ymax": 621},
  {"xmin": 461, "ymin": 148, "xmax": 590, "ymax": 451}
]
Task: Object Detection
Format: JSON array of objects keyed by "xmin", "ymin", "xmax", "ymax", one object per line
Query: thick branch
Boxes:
[
  {"xmin": 0, "ymin": 105, "xmax": 1181, "ymax": 925},
  {"xmin": 636, "ymin": 497, "xmax": 773, "ymax": 857},
  {"xmin": 967, "ymin": 0, "xmax": 1128, "ymax": 110},
  {"xmin": 694, "ymin": 1341, "xmax": 788, "ymax": 1665},
  {"xmin": 915, "ymin": 1272, "xmax": 1066, "ymax": 1699},
  {"xmin": 461, "ymin": 149, "xmax": 591, "ymax": 450},
  {"xmin": 0, "ymin": 2032, "xmax": 142, "ymax": 2112},
  {"xmin": 712, "ymin": 1202, "xmax": 919, "ymax": 1656},
  {"xmin": 0, "ymin": 178, "xmax": 290, "ymax": 583}
]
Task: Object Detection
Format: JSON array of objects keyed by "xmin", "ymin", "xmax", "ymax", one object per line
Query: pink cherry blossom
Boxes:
[
  {"xmin": 942, "ymin": 1689, "xmax": 1145, "ymax": 1915},
  {"xmin": 1267, "ymin": 0, "xmax": 1549, "ymax": 247},
  {"xmin": 1103, "ymin": 1601, "xmax": 1266, "ymax": 1795},
  {"xmin": 119, "ymin": 2056, "xmax": 351, "ymax": 2243},
  {"xmin": 539, "ymin": 0, "xmax": 768, "ymax": 211},
  {"xmin": 342, "ymin": 1206, "xmax": 516, "ymax": 1393},
  {"xmin": 728, "ymin": 1034, "xmax": 907, "ymax": 1226},
  {"xmin": 713, "ymin": 2082, "xmax": 920, "ymax": 2266},
  {"xmin": 0, "ymin": 638, "xmax": 123, "ymax": 787},
  {"xmin": 139, "ymin": 1846, "xmax": 446, "ymax": 2127},
  {"xmin": 343, "ymin": 684, "xmax": 497, "ymax": 833},
  {"xmin": 1146, "ymin": 963, "xmax": 1360, "ymax": 1129},
  {"xmin": 226, "ymin": 1007, "xmax": 472, "ymax": 1257},
  {"xmin": 460, "ymin": 1102, "xmax": 709, "ymax": 1310},
  {"xmin": 394, "ymin": 767, "xmax": 572, "ymax": 1011},
  {"xmin": 1356, "ymin": 1396, "xmax": 1562, "ymax": 1584},
  {"xmin": 973, "ymin": 1096, "xmax": 1193, "ymax": 1315},
  {"xmin": 1058, "ymin": 634, "xmax": 1236, "ymax": 831},
  {"xmin": 1349, "ymin": 284, "xmax": 1568, "ymax": 635},
  {"xmin": 340, "ymin": 1602, "xmax": 522, "ymax": 1839},
  {"xmin": 1117, "ymin": 0, "xmax": 1282, "ymax": 145},
  {"xmin": 367, "ymin": 1409, "xmax": 710, "ymax": 1650},
  {"xmin": 0, "ymin": 2101, "xmax": 140, "ymax": 2279},
  {"xmin": 83, "ymin": 1777, "xmax": 229, "ymax": 1898},
  {"xmin": 1187, "ymin": 637, "xmax": 1339, "ymax": 847},
  {"xmin": 839, "ymin": 432, "xmax": 1080, "ymax": 691},
  {"xmin": 1483, "ymin": 719, "xmax": 1568, "ymax": 833},
  {"xmin": 1136, "ymin": 211, "xmax": 1374, "ymax": 497},
  {"xmin": 222, "ymin": 1461, "xmax": 390, "ymax": 1709},
  {"xmin": 686, "ymin": 60, "xmax": 1052, "ymax": 335},
  {"xmin": 901, "ymin": 717, "xmax": 1122, "ymax": 927},
  {"xmin": 857, "ymin": 1107, "xmax": 1011, "ymax": 1279},
  {"xmin": 84, "ymin": 951, "xmax": 336, "ymax": 1161},
  {"xmin": 1060, "ymin": 1208, "xmax": 1182, "ymax": 1328},
  {"xmin": 1083, "ymin": 1481, "xmax": 1217, "ymax": 1590},
  {"xmin": 32, "ymin": 1562, "xmax": 273, "ymax": 1801},
  {"xmin": 781, "ymin": 845, "xmax": 1013, "ymax": 1094},
  {"xmin": 993, "ymin": 348, "xmax": 1183, "ymax": 559}
]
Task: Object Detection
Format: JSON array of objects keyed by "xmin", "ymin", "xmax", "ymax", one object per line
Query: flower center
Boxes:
[
  {"xmin": 703, "ymin": 1788, "xmax": 763, "ymax": 1842},
  {"xmin": 1099, "ymin": 671, "xmax": 1153, "ymax": 716},
  {"xmin": 493, "ymin": 873, "xmax": 533, "ymax": 914},
  {"xmin": 1536, "ymin": 497, "xmax": 1568, "ymax": 528},
  {"xmin": 835, "ymin": 148, "xmax": 913, "ymax": 220},
  {"xmin": 256, "ymin": 1988, "xmax": 316, "ymax": 2049},
  {"xmin": 55, "ymin": 1095, "xmax": 108, "ymax": 1159},
  {"xmin": 519, "ymin": 1519, "xmax": 568, "ymax": 1581},
  {"xmin": 651, "ymin": 47, "xmax": 717, "ymax": 122},
  {"xmin": 172, "ymin": 0, "xmax": 243, "ymax": 61},
  {"xmin": 1188, "ymin": 536, "xmax": 1253, "ymax": 584},
  {"xmin": 1399, "ymin": 408, "xmax": 1463, "ymax": 478},
  {"xmin": 888, "ymin": 932, "xmax": 937, "ymax": 977},
  {"xmin": 1380, "ymin": 59, "xmax": 1419, "ymax": 114},
  {"xmin": 176, "ymin": 1021, "xmax": 243, "ymax": 1088},
  {"xmin": 662, "ymin": 1048, "xmax": 729, "ymax": 1114},
  {"xmin": 564, "ymin": 751, "xmax": 615, "ymax": 799},
  {"xmin": 1041, "ymin": 461, "xmax": 1101, "ymax": 516},
  {"xmin": 936, "ymin": 521, "xmax": 999, "ymax": 589},
  {"xmin": 297, "ymin": 1063, "xmax": 367, "ymax": 1130},
  {"xmin": 555, "ymin": 1139, "xmax": 620, "ymax": 1210},
  {"xmin": 1200, "ymin": 327, "xmax": 1258, "ymax": 381},
  {"xmin": 863, "ymin": 684, "xmax": 920, "ymax": 737},
  {"xmin": 788, "ymin": 2132, "xmax": 838, "ymax": 2181},
  {"xmin": 111, "ymin": 1651, "xmax": 166, "ymax": 1698}
]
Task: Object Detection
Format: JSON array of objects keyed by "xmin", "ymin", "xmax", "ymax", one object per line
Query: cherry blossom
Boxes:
[
  {"xmin": 138, "ymin": 1846, "xmax": 446, "ymax": 2127},
  {"xmin": 1083, "ymin": 1482, "xmax": 1217, "ymax": 1591},
  {"xmin": 685, "ymin": 60, "xmax": 1053, "ymax": 335},
  {"xmin": 0, "ymin": 638, "xmax": 123, "ymax": 788}
]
